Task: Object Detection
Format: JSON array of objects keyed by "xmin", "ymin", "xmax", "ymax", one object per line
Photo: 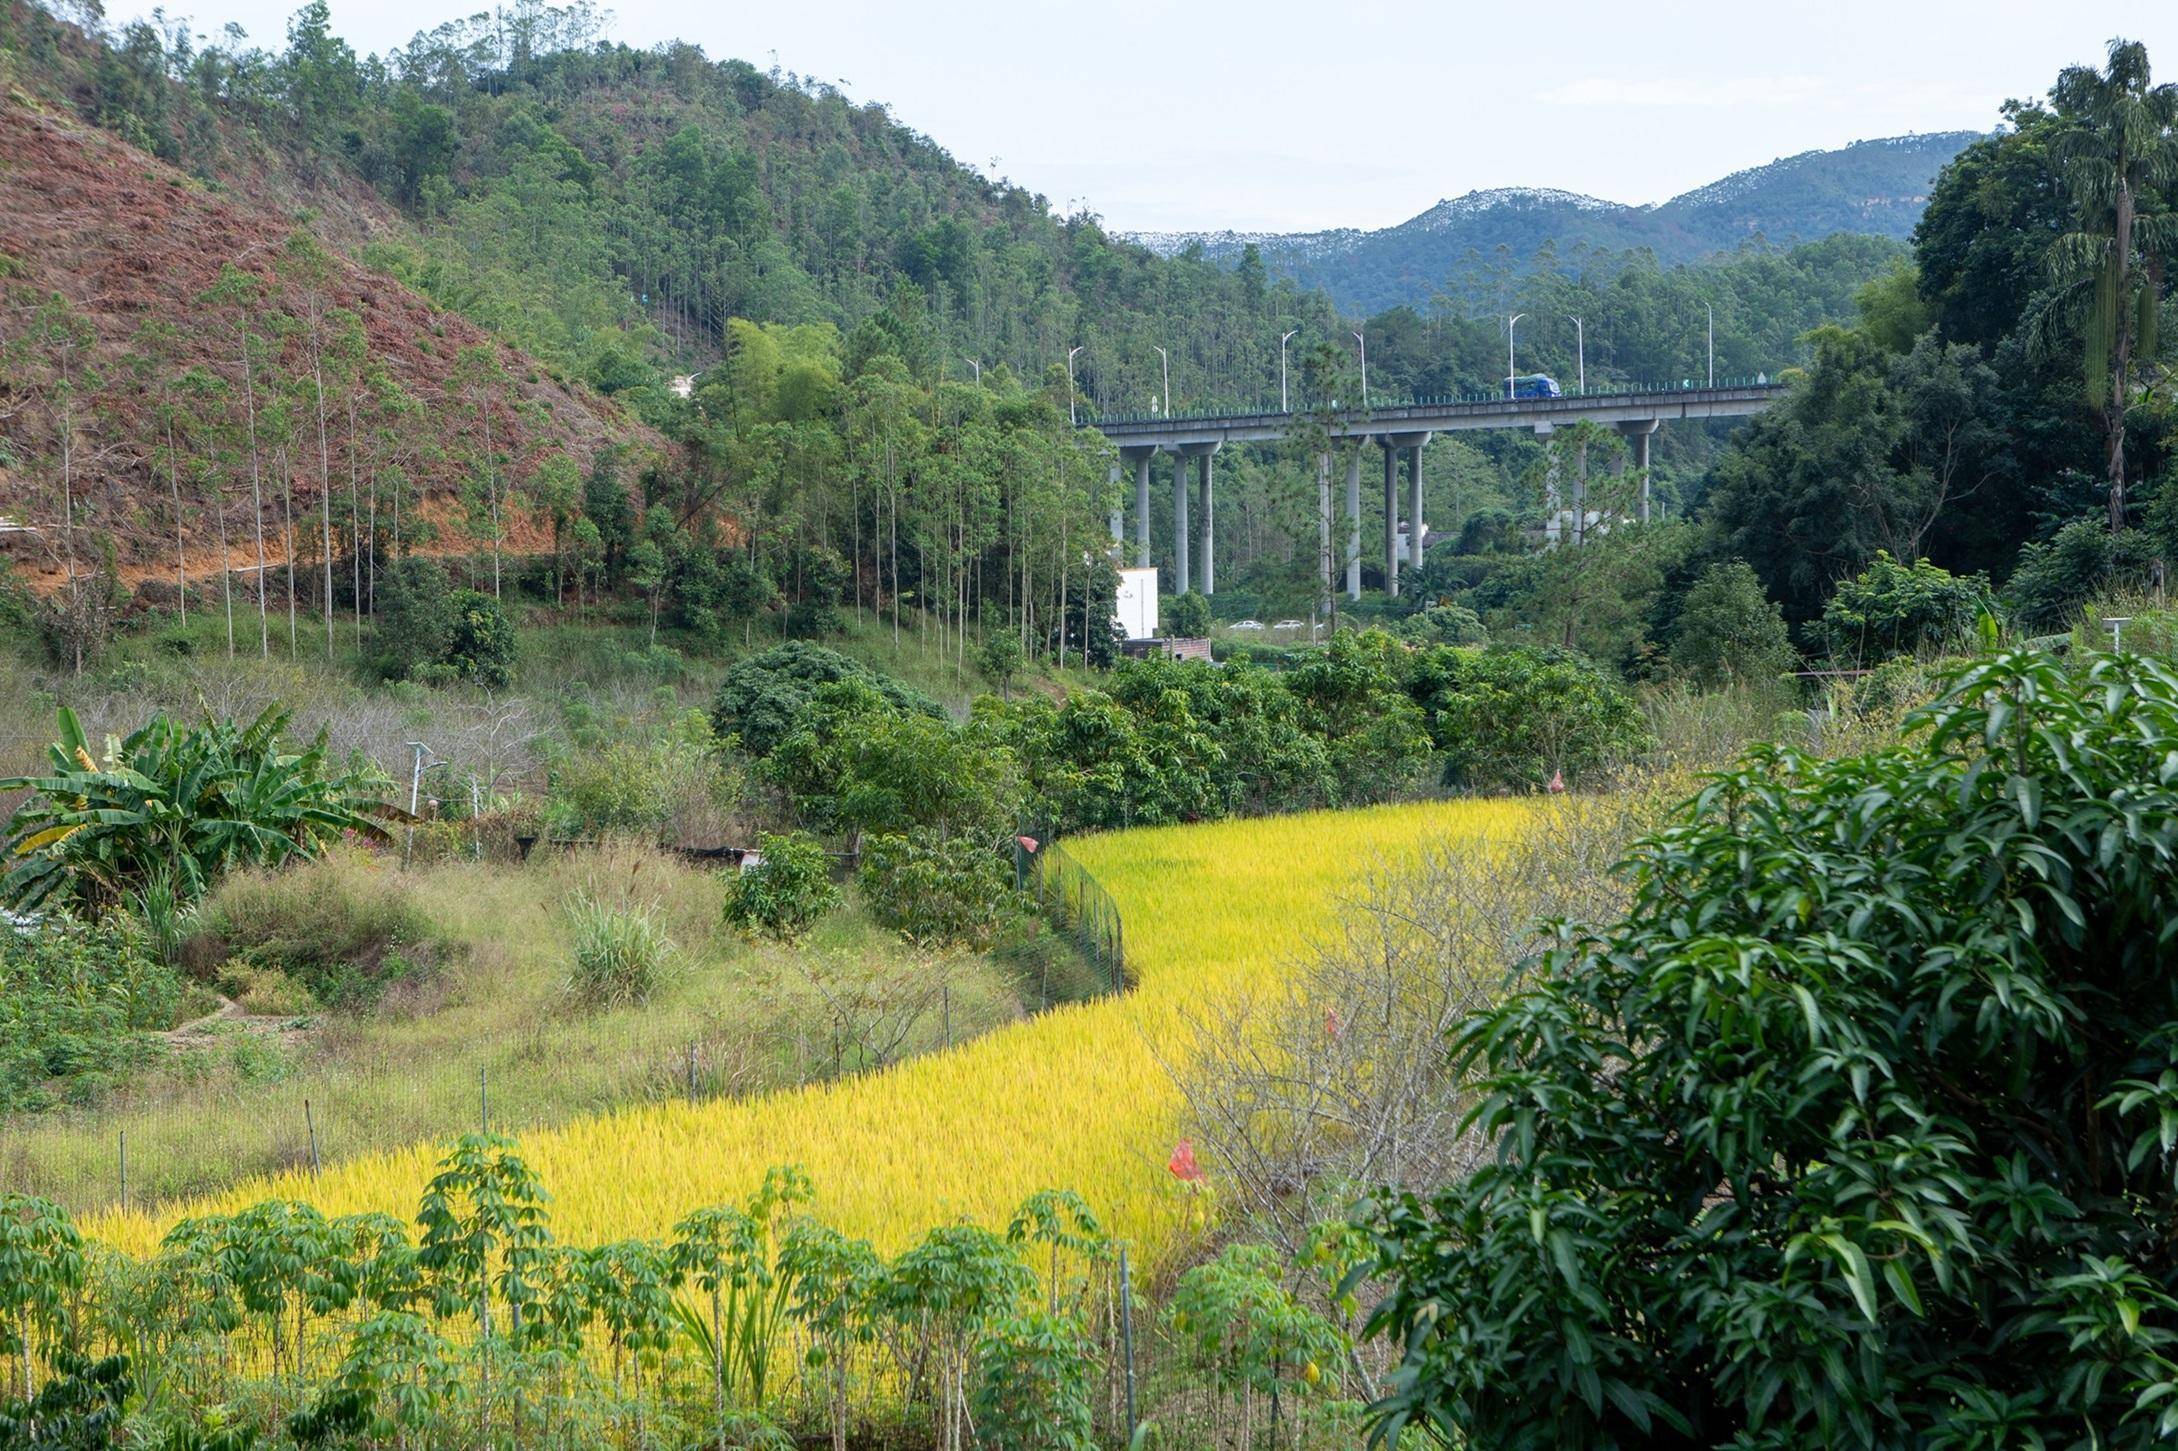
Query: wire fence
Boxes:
[{"xmin": 1018, "ymin": 827, "xmax": 1128, "ymax": 996}]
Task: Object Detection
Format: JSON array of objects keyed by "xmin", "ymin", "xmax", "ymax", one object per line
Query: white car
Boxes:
[
  {"xmin": 1229, "ymin": 620, "xmax": 1266, "ymax": 631},
  {"xmin": 1271, "ymin": 619, "xmax": 1308, "ymax": 632}
]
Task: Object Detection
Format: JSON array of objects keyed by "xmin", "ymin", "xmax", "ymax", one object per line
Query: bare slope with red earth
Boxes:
[{"xmin": 0, "ymin": 89, "xmax": 655, "ymax": 592}]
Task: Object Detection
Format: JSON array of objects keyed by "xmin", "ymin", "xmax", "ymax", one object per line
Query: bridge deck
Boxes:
[{"xmin": 1090, "ymin": 380, "xmax": 1785, "ymax": 448}]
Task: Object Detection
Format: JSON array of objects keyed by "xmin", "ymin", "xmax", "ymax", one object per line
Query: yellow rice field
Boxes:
[{"xmin": 90, "ymin": 798, "xmax": 1533, "ymax": 1265}]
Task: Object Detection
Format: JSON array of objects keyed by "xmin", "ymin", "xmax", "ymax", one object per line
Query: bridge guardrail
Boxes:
[{"xmin": 1088, "ymin": 375, "xmax": 1782, "ymax": 427}]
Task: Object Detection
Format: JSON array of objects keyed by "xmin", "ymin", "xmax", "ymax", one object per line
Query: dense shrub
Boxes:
[
  {"xmin": 565, "ymin": 894, "xmax": 672, "ymax": 1007},
  {"xmin": 546, "ymin": 713, "xmax": 728, "ymax": 840},
  {"xmin": 858, "ymin": 832, "xmax": 1019, "ymax": 948},
  {"xmin": 722, "ymin": 831, "xmax": 839, "ymax": 938},
  {"xmin": 1820, "ymin": 550, "xmax": 1995, "ymax": 662},
  {"xmin": 368, "ymin": 557, "xmax": 455, "ymax": 682},
  {"xmin": 1360, "ymin": 649, "xmax": 2178, "ymax": 1446},
  {"xmin": 1396, "ymin": 602, "xmax": 1489, "ymax": 647},
  {"xmin": 974, "ymin": 1310, "xmax": 1097, "ymax": 1451},
  {"xmin": 1669, "ymin": 559, "xmax": 1796, "ymax": 686},
  {"xmin": 1, "ymin": 915, "xmax": 176, "ymax": 1112},
  {"xmin": 445, "ymin": 589, "xmax": 516, "ymax": 688},
  {"xmin": 193, "ymin": 854, "xmax": 432, "ymax": 1009},
  {"xmin": 1410, "ymin": 644, "xmax": 1652, "ymax": 789},
  {"xmin": 710, "ymin": 642, "xmax": 941, "ymax": 758},
  {"xmin": 765, "ymin": 681, "xmax": 1018, "ymax": 842},
  {"xmin": 2005, "ymin": 518, "xmax": 2150, "ymax": 630},
  {"xmin": 1164, "ymin": 590, "xmax": 1211, "ymax": 637}
]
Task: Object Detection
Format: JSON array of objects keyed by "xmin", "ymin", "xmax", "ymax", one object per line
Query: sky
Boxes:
[{"xmin": 112, "ymin": 0, "xmax": 2178, "ymax": 235}]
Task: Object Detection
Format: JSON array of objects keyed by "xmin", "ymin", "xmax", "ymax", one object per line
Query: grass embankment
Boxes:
[
  {"xmin": 89, "ymin": 798, "xmax": 1534, "ymax": 1271},
  {"xmin": 5, "ymin": 843, "xmax": 1035, "ymax": 1212}
]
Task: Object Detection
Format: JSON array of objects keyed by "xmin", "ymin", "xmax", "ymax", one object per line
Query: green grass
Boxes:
[{"xmin": 0, "ymin": 841, "xmax": 1037, "ymax": 1215}]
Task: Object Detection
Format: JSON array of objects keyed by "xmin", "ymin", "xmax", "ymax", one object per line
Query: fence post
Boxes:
[
  {"xmin": 305, "ymin": 1098, "xmax": 322, "ymax": 1176},
  {"xmin": 118, "ymin": 1130, "xmax": 128, "ymax": 1209},
  {"xmin": 686, "ymin": 1043, "xmax": 699, "ymax": 1104},
  {"xmin": 479, "ymin": 1066, "xmax": 489, "ymax": 1136},
  {"xmin": 1119, "ymin": 1246, "xmax": 1138, "ymax": 1442}
]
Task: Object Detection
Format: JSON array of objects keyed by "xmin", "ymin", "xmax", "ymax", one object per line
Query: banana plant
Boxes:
[{"xmin": 0, "ymin": 704, "xmax": 402, "ymax": 914}]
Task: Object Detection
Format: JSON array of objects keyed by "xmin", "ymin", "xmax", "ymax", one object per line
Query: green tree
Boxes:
[
  {"xmin": 1669, "ymin": 560, "xmax": 1796, "ymax": 685},
  {"xmin": 369, "ymin": 556, "xmax": 455, "ymax": 682},
  {"xmin": 1357, "ymin": 649, "xmax": 2178, "ymax": 1448},
  {"xmin": 1819, "ymin": 551, "xmax": 1995, "ymax": 663},
  {"xmin": 2039, "ymin": 39, "xmax": 2178, "ymax": 529},
  {"xmin": 1165, "ymin": 590, "xmax": 1211, "ymax": 637}
]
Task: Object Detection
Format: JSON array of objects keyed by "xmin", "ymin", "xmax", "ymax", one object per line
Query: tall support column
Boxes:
[
  {"xmin": 1132, "ymin": 450, "xmax": 1153, "ymax": 566},
  {"xmin": 1171, "ymin": 449, "xmax": 1190, "ymax": 596},
  {"xmin": 1197, "ymin": 450, "xmax": 1216, "ymax": 596},
  {"xmin": 1381, "ymin": 439, "xmax": 1400, "ymax": 597},
  {"xmin": 1317, "ymin": 452, "xmax": 1333, "ymax": 614},
  {"xmin": 1406, "ymin": 441, "xmax": 1427, "ymax": 571},
  {"xmin": 1107, "ymin": 463, "xmax": 1123, "ymax": 545},
  {"xmin": 1537, "ymin": 423, "xmax": 1562, "ymax": 549},
  {"xmin": 1617, "ymin": 418, "xmax": 1660, "ymax": 524},
  {"xmin": 1344, "ymin": 446, "xmax": 1362, "ymax": 600}
]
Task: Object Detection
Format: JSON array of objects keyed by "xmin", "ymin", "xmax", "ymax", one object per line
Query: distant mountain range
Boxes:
[{"xmin": 1129, "ymin": 133, "xmax": 1984, "ymax": 313}]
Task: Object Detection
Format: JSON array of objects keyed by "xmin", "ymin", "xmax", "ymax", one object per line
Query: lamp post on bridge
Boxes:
[
  {"xmin": 1279, "ymin": 330, "xmax": 1297, "ymax": 412},
  {"xmin": 1066, "ymin": 346, "xmax": 1083, "ymax": 425},
  {"xmin": 1351, "ymin": 330, "xmax": 1368, "ymax": 408},
  {"xmin": 1506, "ymin": 313, "xmax": 1526, "ymax": 398},
  {"xmin": 1705, "ymin": 303, "xmax": 1714, "ymax": 387},
  {"xmin": 1566, "ymin": 315, "xmax": 1584, "ymax": 394},
  {"xmin": 1153, "ymin": 346, "xmax": 1170, "ymax": 416}
]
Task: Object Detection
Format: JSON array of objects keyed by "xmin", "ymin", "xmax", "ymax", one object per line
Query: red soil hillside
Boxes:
[{"xmin": 0, "ymin": 94, "xmax": 657, "ymax": 594}]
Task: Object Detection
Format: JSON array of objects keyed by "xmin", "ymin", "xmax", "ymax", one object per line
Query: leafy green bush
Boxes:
[
  {"xmin": 2004, "ymin": 518, "xmax": 2150, "ymax": 631},
  {"xmin": 765, "ymin": 681, "xmax": 1019, "ymax": 843},
  {"xmin": 0, "ymin": 706, "xmax": 392, "ymax": 914},
  {"xmin": 1358, "ymin": 649, "xmax": 2178, "ymax": 1446},
  {"xmin": 1668, "ymin": 559, "xmax": 1796, "ymax": 686},
  {"xmin": 709, "ymin": 642, "xmax": 941, "ymax": 758},
  {"xmin": 1410, "ymin": 645, "xmax": 1652, "ymax": 789},
  {"xmin": 193, "ymin": 853, "xmax": 432, "ymax": 1010},
  {"xmin": 445, "ymin": 589, "xmax": 516, "ymax": 688},
  {"xmin": 546, "ymin": 714, "xmax": 727, "ymax": 839},
  {"xmin": 1820, "ymin": 550, "xmax": 1995, "ymax": 663},
  {"xmin": 1395, "ymin": 602, "xmax": 1489, "ymax": 647},
  {"xmin": 1, "ymin": 915, "xmax": 176, "ymax": 1112},
  {"xmin": 722, "ymin": 832, "xmax": 839, "ymax": 939},
  {"xmin": 1165, "ymin": 590, "xmax": 1211, "ymax": 637},
  {"xmin": 565, "ymin": 894, "xmax": 672, "ymax": 1007},
  {"xmin": 973, "ymin": 1310, "xmax": 1096, "ymax": 1451},
  {"xmin": 368, "ymin": 556, "xmax": 455, "ymax": 682},
  {"xmin": 858, "ymin": 832, "xmax": 1018, "ymax": 948}
]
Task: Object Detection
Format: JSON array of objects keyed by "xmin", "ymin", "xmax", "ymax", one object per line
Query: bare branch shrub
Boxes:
[{"xmin": 1172, "ymin": 787, "xmax": 1672, "ymax": 1257}]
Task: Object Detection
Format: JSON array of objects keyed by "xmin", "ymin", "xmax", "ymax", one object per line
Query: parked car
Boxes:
[{"xmin": 1229, "ymin": 619, "xmax": 1265, "ymax": 631}]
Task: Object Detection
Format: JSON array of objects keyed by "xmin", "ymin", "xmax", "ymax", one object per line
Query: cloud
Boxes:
[{"xmin": 1535, "ymin": 75, "xmax": 1830, "ymax": 108}]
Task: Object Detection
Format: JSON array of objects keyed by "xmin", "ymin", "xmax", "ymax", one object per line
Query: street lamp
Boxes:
[
  {"xmin": 1153, "ymin": 346, "xmax": 1170, "ymax": 416},
  {"xmin": 1351, "ymin": 330, "xmax": 1368, "ymax": 408},
  {"xmin": 1279, "ymin": 329, "xmax": 1298, "ymax": 412},
  {"xmin": 1066, "ymin": 345, "xmax": 1083, "ymax": 425},
  {"xmin": 966, "ymin": 357, "xmax": 982, "ymax": 387},
  {"xmin": 1705, "ymin": 303, "xmax": 1714, "ymax": 387},
  {"xmin": 1565, "ymin": 315, "xmax": 1584, "ymax": 394},
  {"xmin": 1507, "ymin": 313, "xmax": 1527, "ymax": 398}
]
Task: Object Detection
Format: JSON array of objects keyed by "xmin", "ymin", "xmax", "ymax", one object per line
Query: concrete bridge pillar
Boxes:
[
  {"xmin": 1345, "ymin": 446, "xmax": 1362, "ymax": 600},
  {"xmin": 1196, "ymin": 448, "xmax": 1216, "ymax": 596},
  {"xmin": 1108, "ymin": 463, "xmax": 1123, "ymax": 545},
  {"xmin": 1317, "ymin": 452, "xmax": 1333, "ymax": 613},
  {"xmin": 1171, "ymin": 448, "xmax": 1190, "ymax": 596},
  {"xmin": 1617, "ymin": 419, "xmax": 1660, "ymax": 523},
  {"xmin": 1536, "ymin": 422, "xmax": 1562, "ymax": 549},
  {"xmin": 1122, "ymin": 446, "xmax": 1157, "ymax": 568},
  {"xmin": 1406, "ymin": 437, "xmax": 1429, "ymax": 571},
  {"xmin": 1380, "ymin": 437, "xmax": 1400, "ymax": 597}
]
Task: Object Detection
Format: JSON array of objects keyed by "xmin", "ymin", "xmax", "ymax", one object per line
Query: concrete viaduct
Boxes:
[{"xmin": 1089, "ymin": 381, "xmax": 1785, "ymax": 600}]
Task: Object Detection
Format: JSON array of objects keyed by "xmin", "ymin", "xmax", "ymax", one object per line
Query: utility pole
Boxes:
[
  {"xmin": 1153, "ymin": 346, "xmax": 1170, "ymax": 416},
  {"xmin": 965, "ymin": 358, "xmax": 982, "ymax": 387},
  {"xmin": 1705, "ymin": 303, "xmax": 1714, "ymax": 387},
  {"xmin": 1566, "ymin": 315, "xmax": 1584, "ymax": 393},
  {"xmin": 1351, "ymin": 330, "xmax": 1368, "ymax": 408},
  {"xmin": 1279, "ymin": 329, "xmax": 1298, "ymax": 412},
  {"xmin": 1507, "ymin": 313, "xmax": 1527, "ymax": 397},
  {"xmin": 1066, "ymin": 346, "xmax": 1083, "ymax": 425}
]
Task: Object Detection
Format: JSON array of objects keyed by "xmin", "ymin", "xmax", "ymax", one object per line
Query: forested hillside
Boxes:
[{"xmin": 1145, "ymin": 132, "xmax": 1980, "ymax": 313}]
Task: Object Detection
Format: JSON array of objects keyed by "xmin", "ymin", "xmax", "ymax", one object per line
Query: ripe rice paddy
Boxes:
[{"xmin": 91, "ymin": 798, "xmax": 1535, "ymax": 1264}]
